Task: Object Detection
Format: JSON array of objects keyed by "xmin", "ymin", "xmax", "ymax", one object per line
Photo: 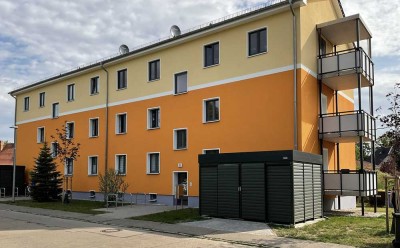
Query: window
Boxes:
[
  {"xmin": 204, "ymin": 98, "xmax": 220, "ymax": 122},
  {"xmin": 24, "ymin": 97, "xmax": 30, "ymax": 111},
  {"xmin": 204, "ymin": 42, "xmax": 219, "ymax": 67},
  {"xmin": 116, "ymin": 113, "xmax": 127, "ymax": 134},
  {"xmin": 65, "ymin": 158, "xmax": 73, "ymax": 175},
  {"xmin": 67, "ymin": 84, "xmax": 75, "ymax": 101},
  {"xmin": 115, "ymin": 155, "xmax": 126, "ymax": 175},
  {"xmin": 117, "ymin": 69, "xmax": 127, "ymax": 89},
  {"xmin": 51, "ymin": 142, "xmax": 58, "ymax": 158},
  {"xmin": 203, "ymin": 149, "xmax": 220, "ymax": 154},
  {"xmin": 37, "ymin": 127, "xmax": 45, "ymax": 143},
  {"xmin": 248, "ymin": 28, "xmax": 267, "ymax": 56},
  {"xmin": 319, "ymin": 38, "xmax": 327, "ymax": 56},
  {"xmin": 66, "ymin": 122, "xmax": 74, "ymax": 139},
  {"xmin": 89, "ymin": 118, "xmax": 99, "ymax": 137},
  {"xmin": 90, "ymin": 76, "xmax": 99, "ymax": 95},
  {"xmin": 148, "ymin": 59, "xmax": 160, "ymax": 81},
  {"xmin": 52, "ymin": 103, "xmax": 59, "ymax": 118},
  {"xmin": 174, "ymin": 129, "xmax": 187, "ymax": 150},
  {"xmin": 88, "ymin": 156, "xmax": 98, "ymax": 175},
  {"xmin": 147, "ymin": 153, "xmax": 160, "ymax": 174},
  {"xmin": 39, "ymin": 92, "xmax": 45, "ymax": 107},
  {"xmin": 174, "ymin": 72, "xmax": 187, "ymax": 94},
  {"xmin": 148, "ymin": 108, "xmax": 160, "ymax": 129}
]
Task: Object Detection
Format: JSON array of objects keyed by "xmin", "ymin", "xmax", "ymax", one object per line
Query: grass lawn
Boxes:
[
  {"xmin": 0, "ymin": 200, "xmax": 107, "ymax": 215},
  {"xmin": 131, "ymin": 208, "xmax": 206, "ymax": 224},
  {"xmin": 273, "ymin": 212, "xmax": 394, "ymax": 248}
]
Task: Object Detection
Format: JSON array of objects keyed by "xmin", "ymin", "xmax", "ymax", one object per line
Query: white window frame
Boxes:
[
  {"xmin": 66, "ymin": 121, "xmax": 75, "ymax": 139},
  {"xmin": 173, "ymin": 71, "xmax": 188, "ymax": 95},
  {"xmin": 90, "ymin": 76, "xmax": 100, "ymax": 95},
  {"xmin": 115, "ymin": 113, "xmax": 127, "ymax": 134},
  {"xmin": 23, "ymin": 97, "xmax": 30, "ymax": 111},
  {"xmin": 116, "ymin": 68, "xmax": 128, "ymax": 90},
  {"xmin": 67, "ymin": 83, "xmax": 75, "ymax": 102},
  {"xmin": 64, "ymin": 158, "xmax": 74, "ymax": 176},
  {"xmin": 147, "ymin": 107, "xmax": 161, "ymax": 130},
  {"xmin": 203, "ymin": 97, "xmax": 220, "ymax": 123},
  {"xmin": 89, "ymin": 117, "xmax": 99, "ymax": 137},
  {"xmin": 52, "ymin": 102, "xmax": 59, "ymax": 118},
  {"xmin": 39, "ymin": 92, "xmax": 45, "ymax": 108},
  {"xmin": 37, "ymin": 127, "xmax": 45, "ymax": 143},
  {"xmin": 203, "ymin": 41, "xmax": 220, "ymax": 68},
  {"xmin": 147, "ymin": 152, "xmax": 160, "ymax": 174},
  {"xmin": 88, "ymin": 156, "xmax": 98, "ymax": 176},
  {"xmin": 51, "ymin": 142, "xmax": 58, "ymax": 158},
  {"xmin": 247, "ymin": 26, "xmax": 268, "ymax": 58},
  {"xmin": 202, "ymin": 148, "xmax": 220, "ymax": 154},
  {"xmin": 173, "ymin": 128, "xmax": 188, "ymax": 150},
  {"xmin": 148, "ymin": 59, "xmax": 161, "ymax": 82},
  {"xmin": 115, "ymin": 154, "xmax": 127, "ymax": 175}
]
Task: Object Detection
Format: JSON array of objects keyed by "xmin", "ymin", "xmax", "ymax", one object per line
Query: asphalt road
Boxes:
[{"xmin": 0, "ymin": 209, "xmax": 246, "ymax": 248}]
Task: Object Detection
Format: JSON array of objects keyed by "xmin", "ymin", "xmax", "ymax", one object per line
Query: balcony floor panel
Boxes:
[
  {"xmin": 319, "ymin": 132, "xmax": 373, "ymax": 143},
  {"xmin": 321, "ymin": 71, "xmax": 372, "ymax": 91}
]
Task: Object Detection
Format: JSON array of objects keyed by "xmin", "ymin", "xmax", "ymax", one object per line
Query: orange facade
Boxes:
[{"xmin": 16, "ymin": 67, "xmax": 355, "ymax": 199}]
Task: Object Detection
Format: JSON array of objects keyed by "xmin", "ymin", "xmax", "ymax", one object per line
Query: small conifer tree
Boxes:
[{"xmin": 30, "ymin": 142, "xmax": 62, "ymax": 202}]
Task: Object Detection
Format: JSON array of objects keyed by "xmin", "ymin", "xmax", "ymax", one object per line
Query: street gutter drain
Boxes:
[{"xmin": 101, "ymin": 228, "xmax": 122, "ymax": 233}]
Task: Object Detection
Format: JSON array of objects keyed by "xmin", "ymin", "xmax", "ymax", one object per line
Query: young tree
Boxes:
[
  {"xmin": 98, "ymin": 168, "xmax": 129, "ymax": 202},
  {"xmin": 30, "ymin": 143, "xmax": 62, "ymax": 202},
  {"xmin": 50, "ymin": 124, "xmax": 81, "ymax": 165},
  {"xmin": 378, "ymin": 83, "xmax": 400, "ymax": 175}
]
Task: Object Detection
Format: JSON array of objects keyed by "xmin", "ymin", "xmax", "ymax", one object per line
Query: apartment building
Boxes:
[{"xmin": 9, "ymin": 0, "xmax": 376, "ymax": 219}]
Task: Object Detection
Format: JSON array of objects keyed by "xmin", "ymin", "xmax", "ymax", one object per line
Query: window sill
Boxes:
[
  {"xmin": 248, "ymin": 51, "xmax": 267, "ymax": 58},
  {"xmin": 39, "ymin": 106, "xmax": 45, "ymax": 108},
  {"xmin": 117, "ymin": 87, "xmax": 127, "ymax": 91},
  {"xmin": 67, "ymin": 100, "xmax": 75, "ymax": 102},
  {"xmin": 64, "ymin": 174, "xmax": 73, "ymax": 177},
  {"xmin": 90, "ymin": 93, "xmax": 99, "ymax": 96},
  {"xmin": 116, "ymin": 132, "xmax": 127, "ymax": 135},
  {"xmin": 174, "ymin": 91, "xmax": 188, "ymax": 96},
  {"xmin": 23, "ymin": 110, "xmax": 29, "ymax": 112},
  {"xmin": 89, "ymin": 136, "xmax": 99, "ymax": 138},
  {"xmin": 52, "ymin": 116, "xmax": 59, "ymax": 119},
  {"xmin": 203, "ymin": 119, "xmax": 220, "ymax": 124},
  {"xmin": 88, "ymin": 174, "xmax": 98, "ymax": 176},
  {"xmin": 147, "ymin": 172, "xmax": 160, "ymax": 175},
  {"xmin": 174, "ymin": 148, "xmax": 187, "ymax": 151},
  {"xmin": 203, "ymin": 63, "xmax": 220, "ymax": 69},
  {"xmin": 148, "ymin": 78, "xmax": 160, "ymax": 83},
  {"xmin": 147, "ymin": 127, "xmax": 160, "ymax": 130}
]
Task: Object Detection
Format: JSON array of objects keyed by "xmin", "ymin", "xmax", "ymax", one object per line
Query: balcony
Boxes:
[
  {"xmin": 318, "ymin": 48, "xmax": 374, "ymax": 91},
  {"xmin": 324, "ymin": 169, "xmax": 377, "ymax": 197},
  {"xmin": 319, "ymin": 110, "xmax": 376, "ymax": 143}
]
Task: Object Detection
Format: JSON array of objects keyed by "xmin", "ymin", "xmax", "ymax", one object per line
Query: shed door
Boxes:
[
  {"xmin": 241, "ymin": 163, "xmax": 265, "ymax": 221},
  {"xmin": 217, "ymin": 164, "xmax": 240, "ymax": 218}
]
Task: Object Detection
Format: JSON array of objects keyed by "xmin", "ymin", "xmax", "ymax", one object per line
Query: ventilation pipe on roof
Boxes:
[{"xmin": 289, "ymin": 0, "xmax": 298, "ymax": 150}]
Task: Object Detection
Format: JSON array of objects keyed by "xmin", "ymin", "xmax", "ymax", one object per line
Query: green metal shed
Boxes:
[{"xmin": 198, "ymin": 150, "xmax": 322, "ymax": 224}]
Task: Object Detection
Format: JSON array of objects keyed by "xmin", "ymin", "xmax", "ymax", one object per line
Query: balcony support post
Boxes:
[{"xmin": 335, "ymin": 91, "xmax": 341, "ymax": 209}]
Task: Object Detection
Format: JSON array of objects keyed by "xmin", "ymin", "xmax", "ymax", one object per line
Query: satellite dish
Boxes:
[
  {"xmin": 170, "ymin": 25, "xmax": 181, "ymax": 37},
  {"xmin": 119, "ymin": 44, "xmax": 129, "ymax": 54}
]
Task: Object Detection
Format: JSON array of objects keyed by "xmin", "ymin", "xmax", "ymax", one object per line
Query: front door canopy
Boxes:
[{"xmin": 317, "ymin": 14, "xmax": 372, "ymax": 45}]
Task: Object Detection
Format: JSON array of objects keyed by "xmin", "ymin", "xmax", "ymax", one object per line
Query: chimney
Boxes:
[{"xmin": 0, "ymin": 141, "xmax": 3, "ymax": 151}]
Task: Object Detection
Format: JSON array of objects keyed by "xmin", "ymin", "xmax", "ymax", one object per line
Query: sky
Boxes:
[{"xmin": 0, "ymin": 0, "xmax": 399, "ymax": 142}]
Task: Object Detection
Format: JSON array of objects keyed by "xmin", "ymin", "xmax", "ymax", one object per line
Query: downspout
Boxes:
[
  {"xmin": 100, "ymin": 63, "xmax": 109, "ymax": 174},
  {"xmin": 289, "ymin": 0, "xmax": 298, "ymax": 150}
]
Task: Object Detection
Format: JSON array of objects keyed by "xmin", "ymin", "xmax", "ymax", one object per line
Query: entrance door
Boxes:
[
  {"xmin": 173, "ymin": 172, "xmax": 188, "ymax": 205},
  {"xmin": 217, "ymin": 164, "xmax": 240, "ymax": 218}
]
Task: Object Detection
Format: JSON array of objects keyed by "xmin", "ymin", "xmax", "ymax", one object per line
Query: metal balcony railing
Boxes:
[
  {"xmin": 323, "ymin": 169, "xmax": 377, "ymax": 197},
  {"xmin": 319, "ymin": 110, "xmax": 376, "ymax": 143},
  {"xmin": 318, "ymin": 48, "xmax": 374, "ymax": 90}
]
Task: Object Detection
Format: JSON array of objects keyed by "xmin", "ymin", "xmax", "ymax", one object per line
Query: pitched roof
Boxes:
[{"xmin": 0, "ymin": 143, "xmax": 14, "ymax": 166}]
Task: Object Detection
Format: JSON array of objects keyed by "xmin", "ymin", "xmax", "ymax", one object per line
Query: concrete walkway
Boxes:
[{"xmin": 0, "ymin": 199, "xmax": 352, "ymax": 248}]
